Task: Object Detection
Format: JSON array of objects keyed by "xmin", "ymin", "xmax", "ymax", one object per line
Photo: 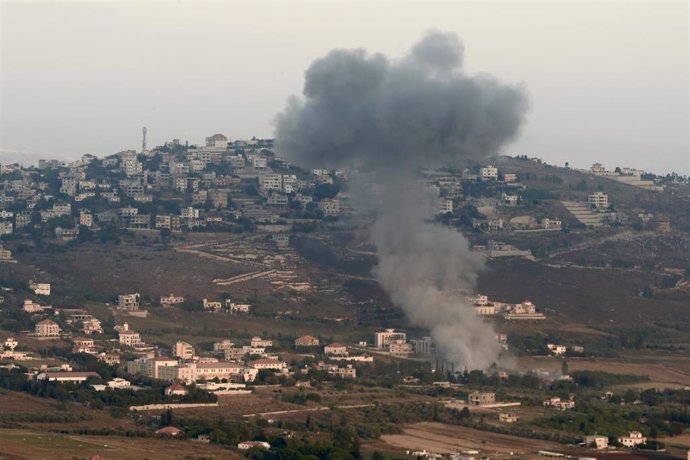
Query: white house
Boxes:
[
  {"xmin": 324, "ymin": 342, "xmax": 348, "ymax": 356},
  {"xmin": 29, "ymin": 281, "xmax": 51, "ymax": 296},
  {"xmin": 250, "ymin": 358, "xmax": 286, "ymax": 370},
  {"xmin": 618, "ymin": 431, "xmax": 646, "ymax": 448}
]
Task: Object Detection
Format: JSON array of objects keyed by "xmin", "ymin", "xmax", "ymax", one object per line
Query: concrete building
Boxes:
[
  {"xmin": 117, "ymin": 293, "xmax": 140, "ymax": 310},
  {"xmin": 541, "ymin": 218, "xmax": 562, "ymax": 230},
  {"xmin": 324, "ymin": 342, "xmax": 348, "ymax": 356},
  {"xmin": 480, "ymin": 165, "xmax": 498, "ymax": 181},
  {"xmin": 160, "ymin": 294, "xmax": 184, "ymax": 307},
  {"xmin": 388, "ymin": 340, "xmax": 413, "ymax": 356},
  {"xmin": 547, "ymin": 344, "xmax": 567, "ymax": 356},
  {"xmin": 29, "ymin": 281, "xmax": 51, "ymax": 296},
  {"xmin": 250, "ymin": 336, "xmax": 273, "ymax": 348},
  {"xmin": 238, "ymin": 441, "xmax": 270, "ymax": 450},
  {"xmin": 205, "ymin": 133, "xmax": 228, "ymax": 149},
  {"xmin": 585, "ymin": 435, "xmax": 609, "ymax": 450},
  {"xmin": 174, "ymin": 341, "xmax": 194, "ymax": 360},
  {"xmin": 35, "ymin": 319, "xmax": 60, "ymax": 337},
  {"xmin": 543, "ymin": 397, "xmax": 575, "ymax": 410},
  {"xmin": 438, "ymin": 198, "xmax": 453, "ymax": 214},
  {"xmin": 410, "ymin": 336, "xmax": 433, "ymax": 355},
  {"xmin": 260, "ymin": 173, "xmax": 282, "ymax": 191},
  {"xmin": 23, "ymin": 299, "xmax": 51, "ymax": 313},
  {"xmin": 118, "ymin": 330, "xmax": 142, "ymax": 347},
  {"xmin": 79, "ymin": 211, "xmax": 93, "ymax": 227},
  {"xmin": 295, "ymin": 335, "xmax": 320, "ymax": 347},
  {"xmin": 468, "ymin": 391, "xmax": 496, "ymax": 406},
  {"xmin": 213, "ymin": 339, "xmax": 235, "ymax": 353},
  {"xmin": 375, "ymin": 329, "xmax": 406, "ymax": 349},
  {"xmin": 318, "ymin": 198, "xmax": 340, "ymax": 216},
  {"xmin": 499, "ymin": 413, "xmax": 520, "ymax": 423},
  {"xmin": 588, "ymin": 192, "xmax": 609, "ymax": 209},
  {"xmin": 250, "ymin": 358, "xmax": 287, "ymax": 370},
  {"xmin": 165, "ymin": 383, "xmax": 188, "ymax": 396},
  {"xmin": 618, "ymin": 431, "xmax": 646, "ymax": 448}
]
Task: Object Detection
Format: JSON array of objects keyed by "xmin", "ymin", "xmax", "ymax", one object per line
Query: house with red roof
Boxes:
[
  {"xmin": 156, "ymin": 426, "xmax": 182, "ymax": 436},
  {"xmin": 165, "ymin": 383, "xmax": 188, "ymax": 396},
  {"xmin": 295, "ymin": 335, "xmax": 320, "ymax": 347},
  {"xmin": 324, "ymin": 342, "xmax": 348, "ymax": 356}
]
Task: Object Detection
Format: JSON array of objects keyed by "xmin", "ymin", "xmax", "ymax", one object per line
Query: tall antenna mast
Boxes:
[{"xmin": 142, "ymin": 126, "xmax": 147, "ymax": 153}]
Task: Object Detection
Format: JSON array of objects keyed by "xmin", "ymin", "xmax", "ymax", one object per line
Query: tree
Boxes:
[{"xmin": 160, "ymin": 409, "xmax": 174, "ymax": 426}]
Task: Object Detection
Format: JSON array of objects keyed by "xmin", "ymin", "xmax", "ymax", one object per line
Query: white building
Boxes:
[
  {"xmin": 23, "ymin": 299, "xmax": 51, "ymax": 313},
  {"xmin": 588, "ymin": 192, "xmax": 609, "ymax": 209},
  {"xmin": 375, "ymin": 329, "xmax": 407, "ymax": 349},
  {"xmin": 501, "ymin": 193, "xmax": 519, "ymax": 206},
  {"xmin": 205, "ymin": 133, "xmax": 228, "ymax": 149},
  {"xmin": 119, "ymin": 330, "xmax": 142, "ymax": 347},
  {"xmin": 388, "ymin": 340, "xmax": 413, "ymax": 356},
  {"xmin": 29, "ymin": 281, "xmax": 51, "ymax": 296},
  {"xmin": 238, "ymin": 441, "xmax": 270, "ymax": 450},
  {"xmin": 541, "ymin": 218, "xmax": 562, "ymax": 230},
  {"xmin": 318, "ymin": 198, "xmax": 341, "ymax": 216},
  {"xmin": 410, "ymin": 336, "xmax": 433, "ymax": 355},
  {"xmin": 438, "ymin": 198, "xmax": 453, "ymax": 214},
  {"xmin": 160, "ymin": 294, "xmax": 184, "ymax": 307},
  {"xmin": 547, "ymin": 344, "xmax": 567, "ymax": 356},
  {"xmin": 260, "ymin": 173, "xmax": 282, "ymax": 191},
  {"xmin": 250, "ymin": 358, "xmax": 287, "ymax": 370},
  {"xmin": 324, "ymin": 342, "xmax": 348, "ymax": 356},
  {"xmin": 480, "ymin": 165, "xmax": 498, "ymax": 181},
  {"xmin": 250, "ymin": 336, "xmax": 273, "ymax": 348},
  {"xmin": 203, "ymin": 299, "xmax": 222, "ymax": 311},
  {"xmin": 117, "ymin": 293, "xmax": 140, "ymax": 310},
  {"xmin": 37, "ymin": 371, "xmax": 99, "ymax": 383},
  {"xmin": 174, "ymin": 341, "xmax": 194, "ymax": 360},
  {"xmin": 585, "ymin": 435, "xmax": 609, "ymax": 450},
  {"xmin": 35, "ymin": 319, "xmax": 60, "ymax": 337},
  {"xmin": 618, "ymin": 431, "xmax": 646, "ymax": 448}
]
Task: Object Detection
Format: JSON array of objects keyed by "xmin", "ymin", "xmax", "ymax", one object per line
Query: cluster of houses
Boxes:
[
  {"xmin": 587, "ymin": 163, "xmax": 663, "ymax": 192},
  {"xmin": 372, "ymin": 329, "xmax": 435, "ymax": 357},
  {"xmin": 0, "ymin": 139, "xmax": 582, "ymax": 245},
  {"xmin": 470, "ymin": 294, "xmax": 546, "ymax": 320},
  {"xmin": 583, "ymin": 431, "xmax": 648, "ymax": 450},
  {"xmin": 0, "ymin": 134, "xmax": 352, "ymax": 241},
  {"xmin": 112, "ymin": 291, "xmax": 251, "ymax": 316}
]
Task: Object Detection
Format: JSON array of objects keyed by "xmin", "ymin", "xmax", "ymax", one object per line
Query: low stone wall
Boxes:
[{"xmin": 129, "ymin": 402, "xmax": 219, "ymax": 411}]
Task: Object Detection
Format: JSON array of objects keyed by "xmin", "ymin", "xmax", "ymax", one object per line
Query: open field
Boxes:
[
  {"xmin": 374, "ymin": 422, "xmax": 587, "ymax": 459},
  {"xmin": 0, "ymin": 390, "xmax": 140, "ymax": 431},
  {"xmin": 3, "ymin": 237, "xmax": 253, "ymax": 301},
  {"xmin": 517, "ymin": 355, "xmax": 690, "ymax": 387},
  {"xmin": 478, "ymin": 259, "xmax": 689, "ymax": 326},
  {"xmin": 0, "ymin": 429, "xmax": 241, "ymax": 460}
]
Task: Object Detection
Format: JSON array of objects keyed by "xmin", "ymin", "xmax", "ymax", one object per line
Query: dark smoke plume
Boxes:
[{"xmin": 275, "ymin": 31, "xmax": 528, "ymax": 369}]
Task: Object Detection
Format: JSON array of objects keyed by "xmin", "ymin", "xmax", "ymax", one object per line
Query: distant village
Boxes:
[{"xmin": 0, "ymin": 130, "xmax": 677, "ymax": 266}]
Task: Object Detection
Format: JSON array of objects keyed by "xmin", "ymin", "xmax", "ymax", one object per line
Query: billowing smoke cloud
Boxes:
[{"xmin": 275, "ymin": 31, "xmax": 528, "ymax": 369}]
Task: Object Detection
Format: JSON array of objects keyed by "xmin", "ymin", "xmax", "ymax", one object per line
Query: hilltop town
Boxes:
[{"xmin": 0, "ymin": 134, "xmax": 689, "ymax": 459}]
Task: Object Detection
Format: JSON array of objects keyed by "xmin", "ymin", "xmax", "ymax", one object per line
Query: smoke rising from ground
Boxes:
[{"xmin": 275, "ymin": 31, "xmax": 528, "ymax": 369}]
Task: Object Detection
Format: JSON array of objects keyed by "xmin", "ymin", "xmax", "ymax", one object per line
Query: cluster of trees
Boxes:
[
  {"xmin": 569, "ymin": 371, "xmax": 648, "ymax": 388},
  {"xmin": 533, "ymin": 398, "xmax": 690, "ymax": 439}
]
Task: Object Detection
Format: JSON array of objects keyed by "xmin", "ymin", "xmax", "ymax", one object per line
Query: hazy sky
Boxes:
[{"xmin": 1, "ymin": 1, "xmax": 688, "ymax": 174}]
